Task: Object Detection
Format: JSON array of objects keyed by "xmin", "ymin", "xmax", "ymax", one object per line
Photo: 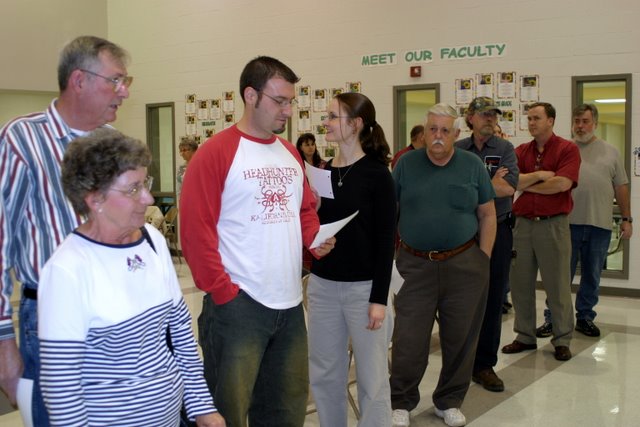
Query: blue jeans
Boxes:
[
  {"xmin": 19, "ymin": 294, "xmax": 50, "ymax": 426},
  {"xmin": 544, "ymin": 224, "xmax": 611, "ymax": 323},
  {"xmin": 198, "ymin": 291, "xmax": 308, "ymax": 427}
]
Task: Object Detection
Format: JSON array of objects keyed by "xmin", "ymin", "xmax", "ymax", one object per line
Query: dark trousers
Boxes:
[
  {"xmin": 198, "ymin": 291, "xmax": 309, "ymax": 427},
  {"xmin": 473, "ymin": 221, "xmax": 512, "ymax": 372},
  {"xmin": 391, "ymin": 244, "xmax": 490, "ymax": 411}
]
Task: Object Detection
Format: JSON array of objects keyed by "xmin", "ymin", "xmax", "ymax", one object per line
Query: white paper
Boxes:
[
  {"xmin": 17, "ymin": 377, "xmax": 34, "ymax": 427},
  {"xmin": 305, "ymin": 162, "xmax": 334, "ymax": 199},
  {"xmin": 310, "ymin": 210, "xmax": 359, "ymax": 249}
]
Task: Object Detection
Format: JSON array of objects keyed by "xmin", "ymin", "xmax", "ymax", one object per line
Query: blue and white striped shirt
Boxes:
[
  {"xmin": 38, "ymin": 226, "xmax": 216, "ymax": 425},
  {"xmin": 0, "ymin": 100, "xmax": 82, "ymax": 339}
]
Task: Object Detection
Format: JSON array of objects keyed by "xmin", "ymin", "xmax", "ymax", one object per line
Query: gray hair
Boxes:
[
  {"xmin": 425, "ymin": 103, "xmax": 460, "ymax": 130},
  {"xmin": 179, "ymin": 136, "xmax": 199, "ymax": 152},
  {"xmin": 572, "ymin": 103, "xmax": 599, "ymax": 124},
  {"xmin": 62, "ymin": 128, "xmax": 150, "ymax": 216},
  {"xmin": 58, "ymin": 36, "xmax": 130, "ymax": 91}
]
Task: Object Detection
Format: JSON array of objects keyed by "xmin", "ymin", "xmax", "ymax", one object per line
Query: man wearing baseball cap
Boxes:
[{"xmin": 455, "ymin": 97, "xmax": 519, "ymax": 392}]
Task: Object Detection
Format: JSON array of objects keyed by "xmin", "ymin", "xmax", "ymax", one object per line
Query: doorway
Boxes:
[
  {"xmin": 392, "ymin": 84, "xmax": 439, "ymax": 155},
  {"xmin": 572, "ymin": 74, "xmax": 632, "ymax": 279},
  {"xmin": 146, "ymin": 102, "xmax": 176, "ymax": 212}
]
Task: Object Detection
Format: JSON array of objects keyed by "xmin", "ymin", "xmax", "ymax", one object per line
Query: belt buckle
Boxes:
[{"xmin": 428, "ymin": 250, "xmax": 439, "ymax": 261}]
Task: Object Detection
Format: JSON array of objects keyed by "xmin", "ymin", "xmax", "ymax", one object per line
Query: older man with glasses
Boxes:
[{"xmin": 0, "ymin": 35, "xmax": 132, "ymax": 426}]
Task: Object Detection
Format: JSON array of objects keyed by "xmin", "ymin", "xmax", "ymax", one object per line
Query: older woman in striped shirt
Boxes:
[{"xmin": 37, "ymin": 129, "xmax": 224, "ymax": 427}]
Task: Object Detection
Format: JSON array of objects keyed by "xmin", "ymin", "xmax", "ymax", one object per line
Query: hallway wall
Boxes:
[
  {"xmin": 107, "ymin": 0, "xmax": 640, "ymax": 291},
  {"xmin": 1, "ymin": 0, "xmax": 108, "ymax": 91}
]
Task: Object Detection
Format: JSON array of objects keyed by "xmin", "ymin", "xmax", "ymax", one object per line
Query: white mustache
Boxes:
[{"xmin": 432, "ymin": 139, "xmax": 445, "ymax": 146}]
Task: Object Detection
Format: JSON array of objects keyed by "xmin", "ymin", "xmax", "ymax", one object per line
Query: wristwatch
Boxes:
[{"xmin": 621, "ymin": 217, "xmax": 633, "ymax": 223}]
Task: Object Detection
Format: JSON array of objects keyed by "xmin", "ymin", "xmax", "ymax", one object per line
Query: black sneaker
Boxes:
[
  {"xmin": 575, "ymin": 319, "xmax": 601, "ymax": 337},
  {"xmin": 536, "ymin": 322, "xmax": 553, "ymax": 338}
]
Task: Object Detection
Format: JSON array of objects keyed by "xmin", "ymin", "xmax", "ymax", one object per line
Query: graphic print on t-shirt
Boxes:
[
  {"xmin": 246, "ymin": 166, "xmax": 299, "ymax": 224},
  {"xmin": 484, "ymin": 155, "xmax": 501, "ymax": 177}
]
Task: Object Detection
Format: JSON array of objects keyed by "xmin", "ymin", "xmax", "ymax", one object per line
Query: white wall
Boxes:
[
  {"xmin": 107, "ymin": 0, "xmax": 640, "ymax": 291},
  {"xmin": 2, "ymin": 0, "xmax": 638, "ymax": 291},
  {"xmin": 0, "ymin": 0, "xmax": 108, "ymax": 92},
  {"xmin": 0, "ymin": 90, "xmax": 56, "ymax": 125}
]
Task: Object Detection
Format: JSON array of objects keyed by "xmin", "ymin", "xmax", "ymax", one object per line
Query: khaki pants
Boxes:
[{"xmin": 510, "ymin": 215, "xmax": 574, "ymax": 347}]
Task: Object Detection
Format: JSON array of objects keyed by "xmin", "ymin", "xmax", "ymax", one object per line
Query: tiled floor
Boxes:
[{"xmin": 2, "ymin": 260, "xmax": 639, "ymax": 426}]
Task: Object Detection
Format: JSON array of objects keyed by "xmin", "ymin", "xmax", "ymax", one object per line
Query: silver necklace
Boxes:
[{"xmin": 337, "ymin": 163, "xmax": 356, "ymax": 187}]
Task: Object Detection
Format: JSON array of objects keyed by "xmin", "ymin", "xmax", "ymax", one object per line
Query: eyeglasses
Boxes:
[
  {"xmin": 326, "ymin": 112, "xmax": 350, "ymax": 121},
  {"xmin": 80, "ymin": 69, "xmax": 134, "ymax": 93},
  {"xmin": 260, "ymin": 91, "xmax": 297, "ymax": 108},
  {"xmin": 109, "ymin": 176, "xmax": 153, "ymax": 199}
]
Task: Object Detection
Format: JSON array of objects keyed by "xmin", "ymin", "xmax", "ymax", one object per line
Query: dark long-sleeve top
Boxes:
[{"xmin": 311, "ymin": 155, "xmax": 396, "ymax": 305}]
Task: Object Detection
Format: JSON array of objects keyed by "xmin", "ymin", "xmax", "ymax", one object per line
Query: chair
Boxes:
[
  {"xmin": 301, "ymin": 274, "xmax": 360, "ymax": 420},
  {"xmin": 145, "ymin": 205, "xmax": 165, "ymax": 230},
  {"xmin": 161, "ymin": 206, "xmax": 182, "ymax": 264}
]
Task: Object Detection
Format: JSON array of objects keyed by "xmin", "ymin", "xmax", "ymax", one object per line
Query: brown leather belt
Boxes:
[{"xmin": 400, "ymin": 238, "xmax": 475, "ymax": 261}]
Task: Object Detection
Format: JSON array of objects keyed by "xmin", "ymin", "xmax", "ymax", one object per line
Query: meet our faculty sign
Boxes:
[{"xmin": 361, "ymin": 43, "xmax": 506, "ymax": 67}]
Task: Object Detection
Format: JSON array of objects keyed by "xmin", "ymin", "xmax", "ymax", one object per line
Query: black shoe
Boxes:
[
  {"xmin": 554, "ymin": 345, "xmax": 572, "ymax": 361},
  {"xmin": 575, "ymin": 319, "xmax": 601, "ymax": 337},
  {"xmin": 472, "ymin": 368, "xmax": 505, "ymax": 392},
  {"xmin": 502, "ymin": 301, "xmax": 512, "ymax": 314},
  {"xmin": 536, "ymin": 322, "xmax": 553, "ymax": 338},
  {"xmin": 502, "ymin": 340, "xmax": 537, "ymax": 354}
]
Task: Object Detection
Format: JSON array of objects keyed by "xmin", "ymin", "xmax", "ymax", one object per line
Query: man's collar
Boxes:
[{"xmin": 466, "ymin": 133, "xmax": 496, "ymax": 150}]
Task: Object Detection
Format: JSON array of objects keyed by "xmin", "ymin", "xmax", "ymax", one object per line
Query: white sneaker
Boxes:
[
  {"xmin": 392, "ymin": 409, "xmax": 410, "ymax": 427},
  {"xmin": 434, "ymin": 407, "xmax": 466, "ymax": 427}
]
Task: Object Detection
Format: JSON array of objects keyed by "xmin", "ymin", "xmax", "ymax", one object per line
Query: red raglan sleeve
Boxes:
[
  {"xmin": 179, "ymin": 134, "xmax": 240, "ymax": 305},
  {"xmin": 282, "ymin": 141, "xmax": 321, "ymax": 254}
]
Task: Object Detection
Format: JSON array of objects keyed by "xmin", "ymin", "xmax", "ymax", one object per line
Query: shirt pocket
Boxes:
[{"xmin": 447, "ymin": 183, "xmax": 478, "ymax": 212}]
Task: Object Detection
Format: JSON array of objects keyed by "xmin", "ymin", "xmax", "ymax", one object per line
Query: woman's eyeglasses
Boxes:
[{"xmin": 109, "ymin": 176, "xmax": 153, "ymax": 199}]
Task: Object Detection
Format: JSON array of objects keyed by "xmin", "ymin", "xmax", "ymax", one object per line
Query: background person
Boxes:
[
  {"xmin": 502, "ymin": 102, "xmax": 580, "ymax": 362},
  {"xmin": 455, "ymin": 97, "xmax": 519, "ymax": 393},
  {"xmin": 180, "ymin": 56, "xmax": 335, "ymax": 427},
  {"xmin": 0, "ymin": 35, "xmax": 132, "ymax": 426},
  {"xmin": 296, "ymin": 132, "xmax": 326, "ymax": 168},
  {"xmin": 391, "ymin": 104, "xmax": 496, "ymax": 427},
  {"xmin": 537, "ymin": 103, "xmax": 632, "ymax": 338},
  {"xmin": 177, "ymin": 137, "xmax": 199, "ymax": 199},
  {"xmin": 38, "ymin": 129, "xmax": 224, "ymax": 427},
  {"xmin": 308, "ymin": 93, "xmax": 396, "ymax": 427},
  {"xmin": 391, "ymin": 124, "xmax": 424, "ymax": 169}
]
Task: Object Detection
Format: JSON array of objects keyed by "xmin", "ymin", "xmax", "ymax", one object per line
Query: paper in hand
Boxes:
[
  {"xmin": 17, "ymin": 377, "xmax": 34, "ymax": 427},
  {"xmin": 305, "ymin": 162, "xmax": 334, "ymax": 199},
  {"xmin": 310, "ymin": 210, "xmax": 359, "ymax": 249}
]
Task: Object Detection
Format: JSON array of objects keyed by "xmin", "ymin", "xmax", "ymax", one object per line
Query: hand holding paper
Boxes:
[
  {"xmin": 310, "ymin": 210, "xmax": 359, "ymax": 249},
  {"xmin": 305, "ymin": 162, "xmax": 334, "ymax": 199}
]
